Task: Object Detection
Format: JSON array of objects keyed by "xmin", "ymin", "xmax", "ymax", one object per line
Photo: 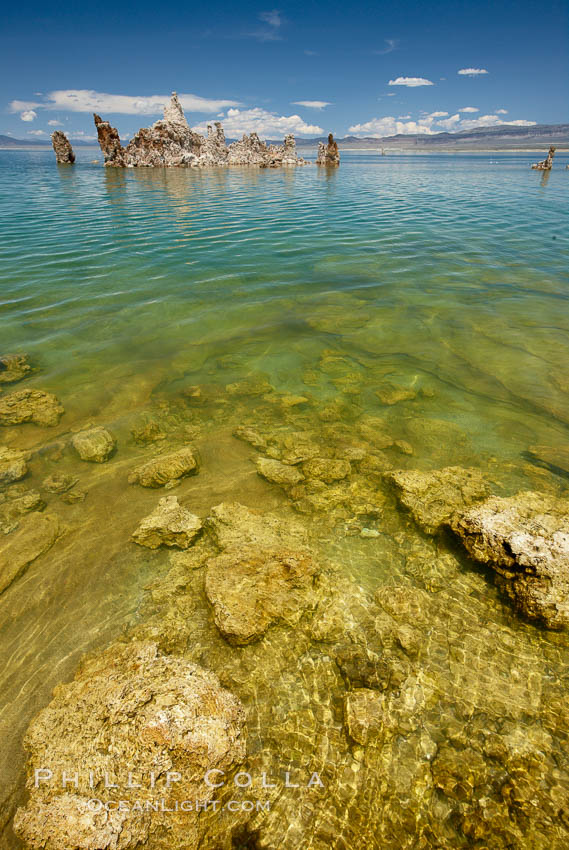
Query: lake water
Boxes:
[{"xmin": 1, "ymin": 149, "xmax": 568, "ymax": 849}]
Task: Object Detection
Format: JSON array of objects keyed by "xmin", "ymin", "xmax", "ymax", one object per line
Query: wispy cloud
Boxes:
[
  {"xmin": 388, "ymin": 76, "xmax": 433, "ymax": 87},
  {"xmin": 304, "ymin": 49, "xmax": 318, "ymax": 56},
  {"xmin": 248, "ymin": 9, "xmax": 283, "ymax": 41},
  {"xmin": 47, "ymin": 119, "xmax": 62, "ymax": 126},
  {"xmin": 10, "ymin": 90, "xmax": 241, "ymax": 116},
  {"xmin": 459, "ymin": 106, "xmax": 479, "ymax": 112},
  {"xmin": 28, "ymin": 129, "xmax": 46, "ymax": 135},
  {"xmin": 458, "ymin": 68, "xmax": 489, "ymax": 76},
  {"xmin": 495, "ymin": 108, "xmax": 508, "ymax": 114},
  {"xmin": 375, "ymin": 39, "xmax": 399, "ymax": 55},
  {"xmin": 195, "ymin": 107, "xmax": 323, "ymax": 138},
  {"xmin": 291, "ymin": 100, "xmax": 331, "ymax": 109},
  {"xmin": 20, "ymin": 109, "xmax": 37, "ymax": 121}
]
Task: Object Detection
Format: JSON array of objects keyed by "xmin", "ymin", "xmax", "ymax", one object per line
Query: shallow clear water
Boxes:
[{"xmin": 1, "ymin": 149, "xmax": 569, "ymax": 849}]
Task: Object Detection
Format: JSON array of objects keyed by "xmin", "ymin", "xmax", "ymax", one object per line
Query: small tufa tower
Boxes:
[
  {"xmin": 51, "ymin": 131, "xmax": 75, "ymax": 164},
  {"xmin": 316, "ymin": 133, "xmax": 340, "ymax": 166},
  {"xmin": 531, "ymin": 146, "xmax": 555, "ymax": 170}
]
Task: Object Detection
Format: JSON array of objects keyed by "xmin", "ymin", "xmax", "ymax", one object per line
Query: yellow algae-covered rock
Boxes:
[
  {"xmin": 0, "ymin": 512, "xmax": 60, "ymax": 593},
  {"xmin": 205, "ymin": 545, "xmax": 319, "ymax": 645},
  {"xmin": 14, "ymin": 640, "xmax": 246, "ymax": 850},
  {"xmin": 128, "ymin": 446, "xmax": 198, "ymax": 487},
  {"xmin": 71, "ymin": 426, "xmax": 116, "ymax": 463},
  {"xmin": 385, "ymin": 466, "xmax": 489, "ymax": 534},
  {"xmin": 132, "ymin": 495, "xmax": 202, "ymax": 550},
  {"xmin": 0, "ymin": 389, "xmax": 64, "ymax": 427},
  {"xmin": 0, "ymin": 446, "xmax": 30, "ymax": 484}
]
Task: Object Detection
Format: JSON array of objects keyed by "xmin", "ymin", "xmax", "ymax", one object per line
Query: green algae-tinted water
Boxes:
[{"xmin": 1, "ymin": 149, "xmax": 569, "ymax": 849}]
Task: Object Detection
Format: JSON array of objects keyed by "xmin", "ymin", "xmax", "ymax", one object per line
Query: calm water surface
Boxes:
[{"xmin": 0, "ymin": 149, "xmax": 568, "ymax": 849}]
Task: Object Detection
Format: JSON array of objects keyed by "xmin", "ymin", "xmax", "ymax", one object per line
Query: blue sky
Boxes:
[{"xmin": 2, "ymin": 0, "xmax": 568, "ymax": 141}]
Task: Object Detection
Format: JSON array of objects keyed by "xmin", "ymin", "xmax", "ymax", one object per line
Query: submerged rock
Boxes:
[
  {"xmin": 205, "ymin": 545, "xmax": 319, "ymax": 644},
  {"xmin": 95, "ymin": 93, "xmax": 307, "ymax": 169},
  {"xmin": 0, "ymin": 446, "xmax": 30, "ymax": 484},
  {"xmin": 0, "ymin": 512, "xmax": 60, "ymax": 594},
  {"xmin": 0, "ymin": 487, "xmax": 44, "ymax": 534},
  {"xmin": 452, "ymin": 491, "xmax": 569, "ymax": 629},
  {"xmin": 255, "ymin": 456, "xmax": 304, "ymax": 486},
  {"xmin": 132, "ymin": 495, "xmax": 202, "ymax": 549},
  {"xmin": 51, "ymin": 131, "xmax": 75, "ymax": 164},
  {"xmin": 0, "ymin": 354, "xmax": 31, "ymax": 384},
  {"xmin": 302, "ymin": 457, "xmax": 351, "ymax": 483},
  {"xmin": 344, "ymin": 688, "xmax": 384, "ymax": 745},
  {"xmin": 42, "ymin": 472, "xmax": 78, "ymax": 494},
  {"xmin": 316, "ymin": 133, "xmax": 340, "ymax": 166},
  {"xmin": 71, "ymin": 426, "xmax": 116, "ymax": 463},
  {"xmin": 206, "ymin": 501, "xmax": 308, "ymax": 550},
  {"xmin": 0, "ymin": 389, "xmax": 64, "ymax": 427},
  {"xmin": 128, "ymin": 446, "xmax": 198, "ymax": 487},
  {"xmin": 14, "ymin": 640, "xmax": 246, "ymax": 850},
  {"xmin": 385, "ymin": 466, "xmax": 489, "ymax": 534}
]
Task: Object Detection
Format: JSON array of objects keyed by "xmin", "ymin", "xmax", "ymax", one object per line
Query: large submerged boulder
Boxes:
[
  {"xmin": 452, "ymin": 491, "xmax": 569, "ymax": 629},
  {"xmin": 0, "ymin": 389, "xmax": 64, "ymax": 427},
  {"xmin": 14, "ymin": 640, "xmax": 246, "ymax": 850},
  {"xmin": 385, "ymin": 466, "xmax": 488, "ymax": 534},
  {"xmin": 205, "ymin": 545, "xmax": 319, "ymax": 645},
  {"xmin": 51, "ymin": 131, "xmax": 75, "ymax": 164},
  {"xmin": 94, "ymin": 93, "xmax": 307, "ymax": 169},
  {"xmin": 71, "ymin": 426, "xmax": 116, "ymax": 463}
]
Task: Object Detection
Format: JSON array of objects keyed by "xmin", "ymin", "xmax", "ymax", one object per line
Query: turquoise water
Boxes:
[{"xmin": 1, "ymin": 149, "xmax": 569, "ymax": 849}]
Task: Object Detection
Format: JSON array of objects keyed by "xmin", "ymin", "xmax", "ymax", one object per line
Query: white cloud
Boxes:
[
  {"xmin": 291, "ymin": 100, "xmax": 331, "ymax": 109},
  {"xmin": 458, "ymin": 68, "xmax": 489, "ymax": 76},
  {"xmin": 28, "ymin": 129, "xmax": 46, "ymax": 136},
  {"xmin": 454, "ymin": 114, "xmax": 535, "ymax": 130},
  {"xmin": 459, "ymin": 106, "xmax": 479, "ymax": 112},
  {"xmin": 397, "ymin": 114, "xmax": 411, "ymax": 119},
  {"xmin": 47, "ymin": 119, "xmax": 62, "ymax": 126},
  {"xmin": 10, "ymin": 90, "xmax": 241, "ymax": 116},
  {"xmin": 348, "ymin": 117, "xmax": 435, "ymax": 136},
  {"xmin": 20, "ymin": 110, "xmax": 37, "ymax": 122},
  {"xmin": 348, "ymin": 110, "xmax": 535, "ymax": 137},
  {"xmin": 496, "ymin": 108, "xmax": 508, "ymax": 114},
  {"xmin": 436, "ymin": 113, "xmax": 461, "ymax": 130},
  {"xmin": 388, "ymin": 76, "xmax": 433, "ymax": 87},
  {"xmin": 195, "ymin": 107, "xmax": 323, "ymax": 138}
]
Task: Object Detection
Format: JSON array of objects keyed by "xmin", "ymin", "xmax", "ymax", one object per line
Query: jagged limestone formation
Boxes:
[
  {"xmin": 94, "ymin": 93, "xmax": 308, "ymax": 168},
  {"xmin": 451, "ymin": 491, "xmax": 569, "ymax": 629},
  {"xmin": 0, "ymin": 354, "xmax": 31, "ymax": 384},
  {"xmin": 50, "ymin": 131, "xmax": 75, "ymax": 164},
  {"xmin": 316, "ymin": 133, "xmax": 340, "ymax": 166},
  {"xmin": 531, "ymin": 146, "xmax": 556, "ymax": 170}
]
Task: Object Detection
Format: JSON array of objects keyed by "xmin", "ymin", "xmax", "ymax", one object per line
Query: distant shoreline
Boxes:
[{"xmin": 2, "ymin": 144, "xmax": 569, "ymax": 154}]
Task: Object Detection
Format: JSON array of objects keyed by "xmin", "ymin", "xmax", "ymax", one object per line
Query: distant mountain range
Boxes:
[
  {"xmin": 2, "ymin": 123, "xmax": 568, "ymax": 152},
  {"xmin": 0, "ymin": 134, "xmax": 94, "ymax": 148}
]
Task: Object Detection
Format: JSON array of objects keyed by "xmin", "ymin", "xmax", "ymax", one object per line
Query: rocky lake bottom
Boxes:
[{"xmin": 0, "ymin": 150, "xmax": 568, "ymax": 848}]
